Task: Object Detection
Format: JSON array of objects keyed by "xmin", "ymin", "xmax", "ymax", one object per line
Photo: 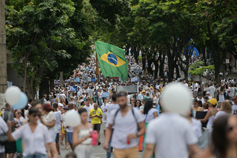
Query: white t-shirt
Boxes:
[
  {"xmin": 54, "ymin": 111, "xmax": 62, "ymax": 133},
  {"xmin": 214, "ymin": 111, "xmax": 228, "ymax": 120},
  {"xmin": 101, "ymin": 104, "xmax": 107, "ymax": 123},
  {"xmin": 12, "ymin": 123, "xmax": 52, "ymax": 157},
  {"xmin": 108, "ymin": 107, "xmax": 144, "ymax": 149},
  {"xmin": 191, "ymin": 118, "xmax": 202, "ymax": 139},
  {"xmin": 232, "ymin": 105, "xmax": 237, "ymax": 114},
  {"xmin": 14, "ymin": 117, "xmax": 25, "ymax": 128},
  {"xmin": 229, "ymin": 87, "xmax": 235, "ymax": 97},
  {"xmin": 105, "ymin": 103, "xmax": 120, "ymax": 127},
  {"xmin": 83, "ymin": 105, "xmax": 93, "ymax": 122},
  {"xmin": 144, "ymin": 108, "xmax": 158, "ymax": 123},
  {"xmin": 208, "ymin": 86, "xmax": 216, "ymax": 97},
  {"xmin": 43, "ymin": 111, "xmax": 56, "ymax": 130},
  {"xmin": 0, "ymin": 117, "xmax": 8, "ymax": 153},
  {"xmin": 145, "ymin": 113, "xmax": 198, "ymax": 158}
]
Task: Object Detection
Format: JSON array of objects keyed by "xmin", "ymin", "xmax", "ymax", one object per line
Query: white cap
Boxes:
[
  {"xmin": 206, "ymin": 92, "xmax": 210, "ymax": 95},
  {"xmin": 58, "ymin": 103, "xmax": 64, "ymax": 107}
]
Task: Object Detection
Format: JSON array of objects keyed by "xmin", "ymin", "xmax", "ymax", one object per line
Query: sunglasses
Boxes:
[
  {"xmin": 31, "ymin": 113, "xmax": 41, "ymax": 117},
  {"xmin": 17, "ymin": 112, "xmax": 22, "ymax": 114}
]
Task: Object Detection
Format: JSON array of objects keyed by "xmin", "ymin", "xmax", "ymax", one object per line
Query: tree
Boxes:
[
  {"xmin": 6, "ymin": 0, "xmax": 131, "ymax": 99},
  {"xmin": 188, "ymin": 60, "xmax": 215, "ymax": 85},
  {"xmin": 196, "ymin": 0, "xmax": 237, "ymax": 83}
]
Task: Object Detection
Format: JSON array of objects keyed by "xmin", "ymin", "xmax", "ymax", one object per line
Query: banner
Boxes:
[
  {"xmin": 116, "ymin": 85, "xmax": 137, "ymax": 94},
  {"xmin": 102, "ymin": 92, "xmax": 110, "ymax": 98},
  {"xmin": 82, "ymin": 74, "xmax": 87, "ymax": 78},
  {"xmin": 70, "ymin": 86, "xmax": 77, "ymax": 92},
  {"xmin": 131, "ymin": 77, "xmax": 139, "ymax": 82},
  {"xmin": 91, "ymin": 78, "xmax": 96, "ymax": 82},
  {"xmin": 74, "ymin": 77, "xmax": 80, "ymax": 83}
]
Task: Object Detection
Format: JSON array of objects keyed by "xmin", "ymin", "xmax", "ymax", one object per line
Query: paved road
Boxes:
[{"xmin": 60, "ymin": 131, "xmax": 144, "ymax": 158}]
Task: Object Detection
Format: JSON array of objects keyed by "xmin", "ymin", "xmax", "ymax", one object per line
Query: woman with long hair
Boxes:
[
  {"xmin": 73, "ymin": 108, "xmax": 94, "ymax": 158},
  {"xmin": 214, "ymin": 101, "xmax": 232, "ymax": 120},
  {"xmin": 142, "ymin": 99, "xmax": 158, "ymax": 155},
  {"xmin": 143, "ymin": 99, "xmax": 158, "ymax": 124},
  {"xmin": 199, "ymin": 98, "xmax": 218, "ymax": 134},
  {"xmin": 218, "ymin": 86, "xmax": 225, "ymax": 103},
  {"xmin": 40, "ymin": 103, "xmax": 56, "ymax": 141},
  {"xmin": 134, "ymin": 100, "xmax": 142, "ymax": 110},
  {"xmin": 7, "ymin": 108, "xmax": 58, "ymax": 158},
  {"xmin": 14, "ymin": 110, "xmax": 25, "ymax": 129},
  {"xmin": 197, "ymin": 115, "xmax": 237, "ymax": 158}
]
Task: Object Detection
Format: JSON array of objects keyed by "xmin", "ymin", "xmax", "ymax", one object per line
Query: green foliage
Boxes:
[
  {"xmin": 6, "ymin": 0, "xmax": 131, "ymax": 97},
  {"xmin": 189, "ymin": 61, "xmax": 215, "ymax": 76}
]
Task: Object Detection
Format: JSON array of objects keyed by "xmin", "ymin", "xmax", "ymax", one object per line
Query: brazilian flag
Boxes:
[{"xmin": 95, "ymin": 41, "xmax": 128, "ymax": 82}]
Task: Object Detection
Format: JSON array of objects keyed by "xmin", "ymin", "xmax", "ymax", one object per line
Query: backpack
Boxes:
[{"xmin": 113, "ymin": 107, "xmax": 139, "ymax": 132}]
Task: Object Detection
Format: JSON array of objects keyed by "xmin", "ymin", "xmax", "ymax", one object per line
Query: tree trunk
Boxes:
[
  {"xmin": 154, "ymin": 59, "xmax": 158, "ymax": 79},
  {"xmin": 184, "ymin": 69, "xmax": 188, "ymax": 82},
  {"xmin": 39, "ymin": 77, "xmax": 50, "ymax": 101},
  {"xmin": 176, "ymin": 64, "xmax": 180, "ymax": 79},
  {"xmin": 215, "ymin": 61, "xmax": 221, "ymax": 84},
  {"xmin": 147, "ymin": 54, "xmax": 153, "ymax": 74},
  {"xmin": 26, "ymin": 76, "xmax": 34, "ymax": 100},
  {"xmin": 49, "ymin": 78, "xmax": 54, "ymax": 92},
  {"xmin": 159, "ymin": 51, "xmax": 164, "ymax": 80},
  {"xmin": 167, "ymin": 50, "xmax": 175, "ymax": 82}
]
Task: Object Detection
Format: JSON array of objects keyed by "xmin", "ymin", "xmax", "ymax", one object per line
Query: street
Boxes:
[{"xmin": 60, "ymin": 131, "xmax": 144, "ymax": 158}]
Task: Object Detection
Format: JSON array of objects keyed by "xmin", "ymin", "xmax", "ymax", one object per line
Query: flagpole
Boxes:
[{"xmin": 96, "ymin": 53, "xmax": 99, "ymax": 77}]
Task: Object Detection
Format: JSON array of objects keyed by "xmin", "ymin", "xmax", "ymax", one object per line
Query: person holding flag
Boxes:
[{"xmin": 95, "ymin": 41, "xmax": 128, "ymax": 82}]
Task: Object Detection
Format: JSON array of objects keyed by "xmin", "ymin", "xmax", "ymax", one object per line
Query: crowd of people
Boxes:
[{"xmin": 0, "ymin": 55, "xmax": 237, "ymax": 158}]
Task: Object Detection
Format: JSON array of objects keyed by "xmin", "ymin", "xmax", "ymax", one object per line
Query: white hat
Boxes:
[
  {"xmin": 206, "ymin": 92, "xmax": 210, "ymax": 95},
  {"xmin": 58, "ymin": 103, "xmax": 64, "ymax": 107}
]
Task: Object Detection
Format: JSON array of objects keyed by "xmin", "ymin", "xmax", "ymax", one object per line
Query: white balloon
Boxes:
[
  {"xmin": 161, "ymin": 82, "xmax": 193, "ymax": 115},
  {"xmin": 4, "ymin": 86, "xmax": 21, "ymax": 106},
  {"xmin": 64, "ymin": 110, "xmax": 81, "ymax": 127}
]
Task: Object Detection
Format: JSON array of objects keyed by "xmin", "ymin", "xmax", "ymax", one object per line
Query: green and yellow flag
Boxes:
[{"xmin": 95, "ymin": 41, "xmax": 128, "ymax": 82}]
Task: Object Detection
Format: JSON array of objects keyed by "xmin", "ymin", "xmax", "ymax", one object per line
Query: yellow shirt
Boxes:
[
  {"xmin": 0, "ymin": 111, "xmax": 2, "ymax": 116},
  {"xmin": 89, "ymin": 108, "xmax": 103, "ymax": 124}
]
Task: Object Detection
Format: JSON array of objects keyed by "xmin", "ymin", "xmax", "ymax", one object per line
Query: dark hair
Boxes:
[
  {"xmin": 111, "ymin": 93, "xmax": 117, "ymax": 102},
  {"xmin": 53, "ymin": 103, "xmax": 58, "ymax": 109},
  {"xmin": 85, "ymin": 98, "xmax": 90, "ymax": 101},
  {"xmin": 143, "ymin": 99, "xmax": 153, "ymax": 115},
  {"xmin": 66, "ymin": 152, "xmax": 77, "ymax": 158},
  {"xmin": 29, "ymin": 99, "xmax": 32, "ymax": 103},
  {"xmin": 198, "ymin": 101, "xmax": 202, "ymax": 107},
  {"xmin": 43, "ymin": 103, "xmax": 53, "ymax": 112},
  {"xmin": 32, "ymin": 101, "xmax": 41, "ymax": 107},
  {"xmin": 212, "ymin": 115, "xmax": 231, "ymax": 158},
  {"xmin": 116, "ymin": 91, "xmax": 127, "ymax": 98},
  {"xmin": 78, "ymin": 108, "xmax": 87, "ymax": 115},
  {"xmin": 29, "ymin": 107, "xmax": 39, "ymax": 115},
  {"xmin": 135, "ymin": 100, "xmax": 141, "ymax": 107}
]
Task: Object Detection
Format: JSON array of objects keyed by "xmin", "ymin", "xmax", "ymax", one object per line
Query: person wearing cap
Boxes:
[
  {"xmin": 206, "ymin": 92, "xmax": 212, "ymax": 100},
  {"xmin": 58, "ymin": 103, "xmax": 64, "ymax": 113},
  {"xmin": 199, "ymin": 98, "xmax": 218, "ymax": 133}
]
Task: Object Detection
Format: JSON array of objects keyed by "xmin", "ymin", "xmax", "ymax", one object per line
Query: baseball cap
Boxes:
[
  {"xmin": 142, "ymin": 90, "xmax": 146, "ymax": 93},
  {"xmin": 208, "ymin": 98, "xmax": 217, "ymax": 106},
  {"xmin": 58, "ymin": 103, "xmax": 64, "ymax": 107},
  {"xmin": 206, "ymin": 92, "xmax": 210, "ymax": 95}
]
